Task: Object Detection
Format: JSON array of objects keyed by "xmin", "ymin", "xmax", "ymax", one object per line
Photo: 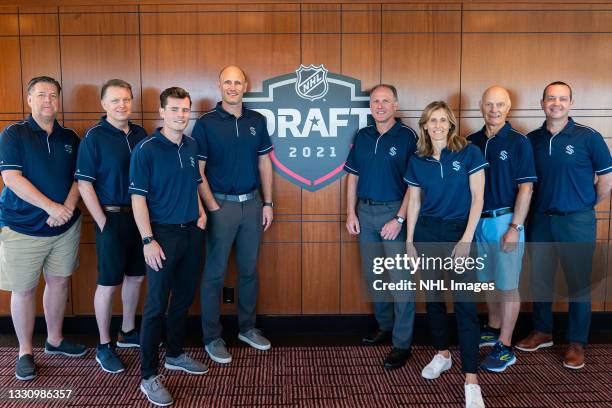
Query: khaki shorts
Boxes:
[{"xmin": 0, "ymin": 216, "xmax": 82, "ymax": 292}]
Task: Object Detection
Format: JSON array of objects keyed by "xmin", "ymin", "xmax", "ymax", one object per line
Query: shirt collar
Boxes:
[
  {"xmin": 153, "ymin": 128, "xmax": 185, "ymax": 147},
  {"xmin": 99, "ymin": 116, "xmax": 137, "ymax": 134},
  {"xmin": 215, "ymin": 101, "xmax": 250, "ymax": 119},
  {"xmin": 27, "ymin": 114, "xmax": 61, "ymax": 135},
  {"xmin": 480, "ymin": 121, "xmax": 512, "ymax": 139},
  {"xmin": 539, "ymin": 117, "xmax": 575, "ymax": 136},
  {"xmin": 367, "ymin": 119, "xmax": 402, "ymax": 138}
]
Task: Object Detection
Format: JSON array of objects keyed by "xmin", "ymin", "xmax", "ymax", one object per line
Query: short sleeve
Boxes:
[
  {"xmin": 515, "ymin": 136, "xmax": 538, "ymax": 184},
  {"xmin": 75, "ymin": 131, "xmax": 97, "ymax": 182},
  {"xmin": 257, "ymin": 116, "xmax": 273, "ymax": 156},
  {"xmin": 128, "ymin": 145, "xmax": 151, "ymax": 196},
  {"xmin": 589, "ymin": 132, "xmax": 612, "ymax": 175},
  {"xmin": 0, "ymin": 124, "xmax": 23, "ymax": 171},
  {"xmin": 403, "ymin": 156, "xmax": 420, "ymax": 186},
  {"xmin": 467, "ymin": 145, "xmax": 489, "ymax": 174},
  {"xmin": 191, "ymin": 119, "xmax": 208, "ymax": 161},
  {"xmin": 343, "ymin": 132, "xmax": 360, "ymax": 175}
]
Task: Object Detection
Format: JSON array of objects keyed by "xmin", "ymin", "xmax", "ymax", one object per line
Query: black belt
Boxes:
[
  {"xmin": 544, "ymin": 207, "xmax": 592, "ymax": 216},
  {"xmin": 213, "ymin": 191, "xmax": 256, "ymax": 202},
  {"xmin": 155, "ymin": 221, "xmax": 196, "ymax": 228},
  {"xmin": 481, "ymin": 207, "xmax": 513, "ymax": 218},
  {"xmin": 360, "ymin": 199, "xmax": 401, "ymax": 206},
  {"xmin": 103, "ymin": 205, "xmax": 132, "ymax": 213}
]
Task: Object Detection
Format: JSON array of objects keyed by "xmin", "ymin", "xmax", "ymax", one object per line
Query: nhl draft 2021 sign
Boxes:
[{"xmin": 244, "ymin": 64, "xmax": 371, "ymax": 192}]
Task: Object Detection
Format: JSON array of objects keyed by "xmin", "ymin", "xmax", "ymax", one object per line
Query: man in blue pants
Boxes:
[{"xmin": 467, "ymin": 86, "xmax": 536, "ymax": 372}]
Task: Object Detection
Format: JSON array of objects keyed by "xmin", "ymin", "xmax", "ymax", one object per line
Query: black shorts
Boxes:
[{"xmin": 95, "ymin": 211, "xmax": 146, "ymax": 286}]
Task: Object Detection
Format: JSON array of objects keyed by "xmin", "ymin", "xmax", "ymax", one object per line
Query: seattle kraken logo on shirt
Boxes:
[
  {"xmin": 499, "ymin": 150, "xmax": 508, "ymax": 161},
  {"xmin": 243, "ymin": 65, "xmax": 370, "ymax": 192},
  {"xmin": 64, "ymin": 144, "xmax": 73, "ymax": 154},
  {"xmin": 452, "ymin": 161, "xmax": 461, "ymax": 171},
  {"xmin": 389, "ymin": 146, "xmax": 397, "ymax": 157},
  {"xmin": 190, "ymin": 157, "xmax": 195, "ymax": 167},
  {"xmin": 566, "ymin": 145, "xmax": 575, "ymax": 155},
  {"xmin": 250, "ymin": 126, "xmax": 256, "ymax": 136}
]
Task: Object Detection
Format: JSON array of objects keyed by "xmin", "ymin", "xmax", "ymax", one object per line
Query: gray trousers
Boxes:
[
  {"xmin": 201, "ymin": 195, "xmax": 263, "ymax": 344},
  {"xmin": 358, "ymin": 200, "xmax": 415, "ymax": 349}
]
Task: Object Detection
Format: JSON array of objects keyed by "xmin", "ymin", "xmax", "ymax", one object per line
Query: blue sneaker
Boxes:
[
  {"xmin": 481, "ymin": 341, "xmax": 516, "ymax": 372},
  {"xmin": 479, "ymin": 327, "xmax": 499, "ymax": 348}
]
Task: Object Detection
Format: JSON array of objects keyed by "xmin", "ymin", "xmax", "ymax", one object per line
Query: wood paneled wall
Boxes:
[{"xmin": 1, "ymin": 2, "xmax": 611, "ymax": 316}]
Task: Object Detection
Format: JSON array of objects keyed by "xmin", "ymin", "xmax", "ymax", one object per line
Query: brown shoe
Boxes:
[
  {"xmin": 563, "ymin": 343, "xmax": 585, "ymax": 369},
  {"xmin": 515, "ymin": 330, "xmax": 553, "ymax": 352}
]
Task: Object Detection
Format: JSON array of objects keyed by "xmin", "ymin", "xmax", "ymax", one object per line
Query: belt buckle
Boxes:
[{"xmin": 238, "ymin": 194, "xmax": 248, "ymax": 202}]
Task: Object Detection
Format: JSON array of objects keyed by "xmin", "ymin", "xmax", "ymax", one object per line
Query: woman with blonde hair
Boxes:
[{"xmin": 404, "ymin": 101, "xmax": 487, "ymax": 408}]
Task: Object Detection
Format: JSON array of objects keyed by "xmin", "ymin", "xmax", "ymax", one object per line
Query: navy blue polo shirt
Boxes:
[
  {"xmin": 344, "ymin": 121, "xmax": 417, "ymax": 202},
  {"xmin": 192, "ymin": 102, "xmax": 273, "ymax": 195},
  {"xmin": 129, "ymin": 129, "xmax": 202, "ymax": 224},
  {"xmin": 0, "ymin": 115, "xmax": 81, "ymax": 236},
  {"xmin": 403, "ymin": 144, "xmax": 488, "ymax": 220},
  {"xmin": 467, "ymin": 122, "xmax": 537, "ymax": 211},
  {"xmin": 75, "ymin": 117, "xmax": 147, "ymax": 206},
  {"xmin": 528, "ymin": 117, "xmax": 612, "ymax": 213}
]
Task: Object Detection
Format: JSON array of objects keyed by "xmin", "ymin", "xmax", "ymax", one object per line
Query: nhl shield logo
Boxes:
[
  {"xmin": 244, "ymin": 65, "xmax": 370, "ymax": 192},
  {"xmin": 295, "ymin": 64, "xmax": 329, "ymax": 101}
]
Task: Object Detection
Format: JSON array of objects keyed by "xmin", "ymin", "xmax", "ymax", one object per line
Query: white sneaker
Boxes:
[
  {"xmin": 421, "ymin": 353, "xmax": 452, "ymax": 380},
  {"xmin": 465, "ymin": 383, "xmax": 485, "ymax": 408}
]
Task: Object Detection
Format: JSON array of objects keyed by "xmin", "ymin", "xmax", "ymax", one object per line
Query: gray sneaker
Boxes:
[
  {"xmin": 140, "ymin": 374, "xmax": 173, "ymax": 407},
  {"xmin": 205, "ymin": 338, "xmax": 232, "ymax": 364},
  {"xmin": 164, "ymin": 353, "xmax": 208, "ymax": 374},
  {"xmin": 238, "ymin": 328, "xmax": 271, "ymax": 351}
]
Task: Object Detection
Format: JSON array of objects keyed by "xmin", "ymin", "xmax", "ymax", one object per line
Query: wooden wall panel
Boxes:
[
  {"xmin": 60, "ymin": 12, "xmax": 139, "ymax": 35},
  {"xmin": 340, "ymin": 243, "xmax": 372, "ymax": 313},
  {"xmin": 382, "ymin": 34, "xmax": 461, "ymax": 111},
  {"xmin": 141, "ymin": 34, "xmax": 299, "ymax": 112},
  {"xmin": 463, "ymin": 10, "xmax": 612, "ymax": 33},
  {"xmin": 0, "ymin": 14, "xmax": 18, "ymax": 36},
  {"xmin": 382, "ymin": 8, "xmax": 461, "ymax": 33},
  {"xmin": 461, "ymin": 34, "xmax": 612, "ymax": 110},
  {"xmin": 0, "ymin": 38, "xmax": 23, "ymax": 113},
  {"xmin": 60, "ymin": 36, "xmax": 141, "ymax": 113},
  {"xmin": 256, "ymin": 243, "xmax": 301, "ymax": 314},
  {"xmin": 342, "ymin": 4, "xmax": 380, "ymax": 33},
  {"xmin": 302, "ymin": 243, "xmax": 340, "ymax": 313},
  {"xmin": 19, "ymin": 13, "xmax": 58, "ymax": 35},
  {"xmin": 1, "ymin": 2, "xmax": 611, "ymax": 317}
]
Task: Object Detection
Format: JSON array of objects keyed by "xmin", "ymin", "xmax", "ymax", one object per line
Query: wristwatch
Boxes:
[
  {"xmin": 394, "ymin": 215, "xmax": 405, "ymax": 224},
  {"xmin": 142, "ymin": 236, "xmax": 155, "ymax": 245},
  {"xmin": 510, "ymin": 223, "xmax": 524, "ymax": 232},
  {"xmin": 263, "ymin": 202, "xmax": 274, "ymax": 208}
]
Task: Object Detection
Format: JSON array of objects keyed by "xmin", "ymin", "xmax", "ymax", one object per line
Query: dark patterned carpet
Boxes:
[{"xmin": 0, "ymin": 345, "xmax": 611, "ymax": 407}]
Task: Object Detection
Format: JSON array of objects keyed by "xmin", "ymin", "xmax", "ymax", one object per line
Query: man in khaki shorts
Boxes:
[{"xmin": 0, "ymin": 76, "xmax": 85, "ymax": 381}]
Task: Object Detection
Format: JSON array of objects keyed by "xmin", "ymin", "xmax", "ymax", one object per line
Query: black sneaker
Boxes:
[
  {"xmin": 44, "ymin": 339, "xmax": 87, "ymax": 357},
  {"xmin": 384, "ymin": 347, "xmax": 411, "ymax": 370},
  {"xmin": 96, "ymin": 344, "xmax": 125, "ymax": 373},
  {"xmin": 117, "ymin": 329, "xmax": 140, "ymax": 348},
  {"xmin": 15, "ymin": 354, "xmax": 36, "ymax": 381}
]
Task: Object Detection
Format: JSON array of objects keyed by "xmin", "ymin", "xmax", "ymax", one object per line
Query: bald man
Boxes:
[
  {"xmin": 192, "ymin": 66, "xmax": 274, "ymax": 364},
  {"xmin": 467, "ymin": 86, "xmax": 537, "ymax": 372}
]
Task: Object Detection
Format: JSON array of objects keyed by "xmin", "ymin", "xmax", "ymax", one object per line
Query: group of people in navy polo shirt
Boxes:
[
  {"xmin": 344, "ymin": 82, "xmax": 612, "ymax": 408},
  {"xmin": 0, "ymin": 70, "xmax": 610, "ymax": 408},
  {"xmin": 0, "ymin": 66, "xmax": 275, "ymax": 406}
]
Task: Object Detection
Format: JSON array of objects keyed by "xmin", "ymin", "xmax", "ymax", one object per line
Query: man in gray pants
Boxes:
[
  {"xmin": 192, "ymin": 66, "xmax": 274, "ymax": 364},
  {"xmin": 344, "ymin": 84, "xmax": 417, "ymax": 370}
]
